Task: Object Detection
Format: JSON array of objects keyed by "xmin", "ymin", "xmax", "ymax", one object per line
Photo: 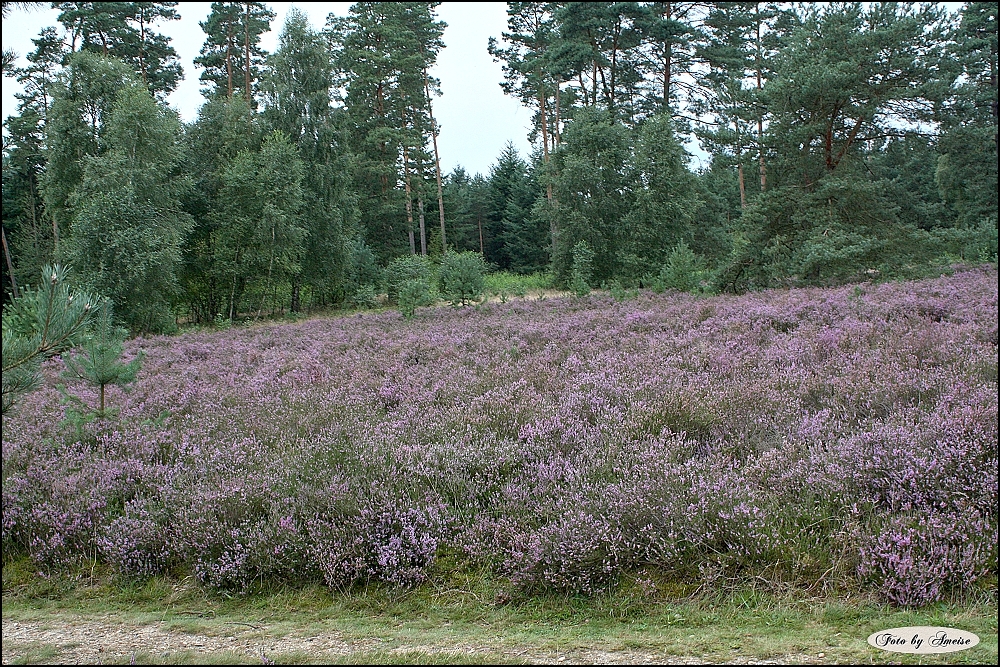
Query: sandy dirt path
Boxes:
[{"xmin": 2, "ymin": 616, "xmax": 829, "ymax": 664}]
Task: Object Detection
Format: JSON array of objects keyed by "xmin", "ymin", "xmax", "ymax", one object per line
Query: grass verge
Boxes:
[{"xmin": 3, "ymin": 560, "xmax": 996, "ymax": 664}]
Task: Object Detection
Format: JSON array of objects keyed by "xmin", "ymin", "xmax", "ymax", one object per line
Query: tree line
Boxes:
[{"xmin": 2, "ymin": 1, "xmax": 997, "ymax": 334}]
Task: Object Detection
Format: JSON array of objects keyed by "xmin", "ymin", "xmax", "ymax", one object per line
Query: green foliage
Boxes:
[
  {"xmin": 936, "ymin": 3, "xmax": 998, "ymax": 230},
  {"xmin": 345, "ymin": 239, "xmax": 382, "ymax": 309},
  {"xmin": 607, "ymin": 279, "xmax": 638, "ymax": 302},
  {"xmin": 3, "ymin": 2, "xmax": 997, "ymax": 323},
  {"xmin": 658, "ymin": 241, "xmax": 708, "ymax": 293},
  {"xmin": 40, "ymin": 51, "xmax": 140, "ymax": 241},
  {"xmin": 212, "ymin": 130, "xmax": 306, "ymax": 321},
  {"xmin": 569, "ymin": 240, "xmax": 595, "ymax": 298},
  {"xmin": 262, "ymin": 8, "xmax": 354, "ymax": 307},
  {"xmin": 66, "ymin": 82, "xmax": 192, "ymax": 334},
  {"xmin": 397, "ymin": 279, "xmax": 435, "ymax": 319},
  {"xmin": 179, "ymin": 96, "xmax": 263, "ymax": 324},
  {"xmin": 61, "ymin": 299, "xmax": 145, "ymax": 415},
  {"xmin": 551, "ymin": 108, "xmax": 634, "ymax": 284},
  {"xmin": 384, "ymin": 254, "xmax": 434, "ymax": 304},
  {"xmin": 483, "ymin": 271, "xmax": 552, "ymax": 298},
  {"xmin": 439, "ymin": 251, "xmax": 486, "ymax": 306},
  {"xmin": 1, "ymin": 265, "xmax": 96, "ymax": 414},
  {"xmin": 620, "ymin": 114, "xmax": 701, "ymax": 279},
  {"xmin": 484, "ymin": 143, "xmax": 546, "ymax": 273}
]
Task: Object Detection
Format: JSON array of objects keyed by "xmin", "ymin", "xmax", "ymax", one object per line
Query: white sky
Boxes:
[{"xmin": 1, "ymin": 2, "xmax": 535, "ymax": 177}]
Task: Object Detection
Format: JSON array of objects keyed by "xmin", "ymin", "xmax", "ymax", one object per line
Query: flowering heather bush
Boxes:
[{"xmin": 2, "ymin": 267, "xmax": 997, "ymax": 605}]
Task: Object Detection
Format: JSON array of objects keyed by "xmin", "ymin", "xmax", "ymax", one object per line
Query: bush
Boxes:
[
  {"xmin": 398, "ymin": 279, "xmax": 435, "ymax": 319},
  {"xmin": 385, "ymin": 255, "xmax": 434, "ymax": 304},
  {"xmin": 569, "ymin": 240, "xmax": 595, "ymax": 297},
  {"xmin": 440, "ymin": 251, "xmax": 486, "ymax": 306},
  {"xmin": 484, "ymin": 271, "xmax": 552, "ymax": 298},
  {"xmin": 348, "ymin": 284, "xmax": 378, "ymax": 310},
  {"xmin": 657, "ymin": 241, "xmax": 707, "ymax": 293}
]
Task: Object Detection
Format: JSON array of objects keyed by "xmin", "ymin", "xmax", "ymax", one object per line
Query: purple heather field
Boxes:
[{"xmin": 2, "ymin": 268, "xmax": 997, "ymax": 606}]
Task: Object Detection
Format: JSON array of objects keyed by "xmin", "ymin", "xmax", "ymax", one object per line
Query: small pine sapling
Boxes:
[
  {"xmin": 61, "ymin": 299, "xmax": 145, "ymax": 415},
  {"xmin": 2, "ymin": 265, "xmax": 95, "ymax": 414},
  {"xmin": 440, "ymin": 251, "xmax": 486, "ymax": 306}
]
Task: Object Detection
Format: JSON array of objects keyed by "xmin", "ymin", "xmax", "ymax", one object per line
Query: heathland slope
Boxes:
[{"xmin": 2, "ymin": 267, "xmax": 997, "ymax": 606}]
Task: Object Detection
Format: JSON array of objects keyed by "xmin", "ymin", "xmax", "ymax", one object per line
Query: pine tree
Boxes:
[
  {"xmin": 61, "ymin": 299, "xmax": 144, "ymax": 415},
  {"xmin": 936, "ymin": 2, "xmax": 998, "ymax": 237},
  {"xmin": 329, "ymin": 1, "xmax": 445, "ymax": 262},
  {"xmin": 2, "ymin": 264, "xmax": 95, "ymax": 414},
  {"xmin": 54, "ymin": 1, "xmax": 183, "ymax": 96},
  {"xmin": 195, "ymin": 1, "xmax": 274, "ymax": 103}
]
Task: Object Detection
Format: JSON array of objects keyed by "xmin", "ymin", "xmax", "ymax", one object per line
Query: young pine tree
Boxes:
[
  {"xmin": 61, "ymin": 299, "xmax": 144, "ymax": 415},
  {"xmin": 2, "ymin": 265, "xmax": 96, "ymax": 414}
]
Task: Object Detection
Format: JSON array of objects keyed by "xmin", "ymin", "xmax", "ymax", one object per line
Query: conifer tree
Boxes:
[
  {"xmin": 195, "ymin": 1, "xmax": 274, "ymax": 103},
  {"xmin": 54, "ymin": 1, "xmax": 183, "ymax": 96},
  {"xmin": 61, "ymin": 298, "xmax": 144, "ymax": 414},
  {"xmin": 2, "ymin": 264, "xmax": 95, "ymax": 414}
]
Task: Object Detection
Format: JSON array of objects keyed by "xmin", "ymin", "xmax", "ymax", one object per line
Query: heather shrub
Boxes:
[
  {"xmin": 857, "ymin": 509, "xmax": 997, "ymax": 606},
  {"xmin": 308, "ymin": 487, "xmax": 449, "ymax": 589},
  {"xmin": 2, "ymin": 267, "xmax": 996, "ymax": 604},
  {"xmin": 509, "ymin": 509, "xmax": 621, "ymax": 594},
  {"xmin": 97, "ymin": 498, "xmax": 173, "ymax": 577}
]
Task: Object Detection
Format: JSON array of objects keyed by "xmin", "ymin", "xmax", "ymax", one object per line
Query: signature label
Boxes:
[{"xmin": 867, "ymin": 626, "xmax": 980, "ymax": 654}]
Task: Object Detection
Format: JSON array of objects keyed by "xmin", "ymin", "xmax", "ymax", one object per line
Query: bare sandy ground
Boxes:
[{"xmin": 2, "ymin": 616, "xmax": 830, "ymax": 665}]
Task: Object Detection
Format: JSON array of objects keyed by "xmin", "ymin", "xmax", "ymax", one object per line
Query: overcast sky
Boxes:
[{"xmin": 1, "ymin": 2, "xmax": 535, "ymax": 178}]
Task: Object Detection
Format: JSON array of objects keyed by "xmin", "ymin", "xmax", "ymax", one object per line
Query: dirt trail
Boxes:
[{"xmin": 2, "ymin": 616, "xmax": 830, "ymax": 665}]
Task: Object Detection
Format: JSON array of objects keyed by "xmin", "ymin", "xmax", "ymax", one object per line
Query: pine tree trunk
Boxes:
[
  {"xmin": 417, "ymin": 153, "xmax": 427, "ymax": 258},
  {"xmin": 662, "ymin": 1, "xmax": 672, "ymax": 111},
  {"xmin": 756, "ymin": 12, "xmax": 766, "ymax": 191},
  {"xmin": 138, "ymin": 8, "xmax": 147, "ymax": 85},
  {"xmin": 99, "ymin": 383, "xmax": 105, "ymax": 413},
  {"xmin": 538, "ymin": 78, "xmax": 551, "ymax": 204},
  {"xmin": 403, "ymin": 143, "xmax": 416, "ymax": 254},
  {"xmin": 418, "ymin": 196, "xmax": 427, "ymax": 256},
  {"xmin": 49, "ymin": 207, "xmax": 59, "ymax": 258},
  {"xmin": 226, "ymin": 23, "xmax": 234, "ymax": 98},
  {"xmin": 478, "ymin": 212, "xmax": 484, "ymax": 255},
  {"xmin": 554, "ymin": 81, "xmax": 561, "ymax": 147},
  {"xmin": 244, "ymin": 2, "xmax": 252, "ymax": 103},
  {"xmin": 424, "ymin": 73, "xmax": 447, "ymax": 254},
  {"xmin": 737, "ymin": 123, "xmax": 746, "ymax": 209},
  {"xmin": 291, "ymin": 281, "xmax": 300, "ymax": 313},
  {"xmin": 738, "ymin": 162, "xmax": 746, "ymax": 210}
]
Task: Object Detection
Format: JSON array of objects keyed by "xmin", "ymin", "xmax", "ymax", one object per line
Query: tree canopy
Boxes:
[{"xmin": 2, "ymin": 2, "xmax": 996, "ymax": 330}]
